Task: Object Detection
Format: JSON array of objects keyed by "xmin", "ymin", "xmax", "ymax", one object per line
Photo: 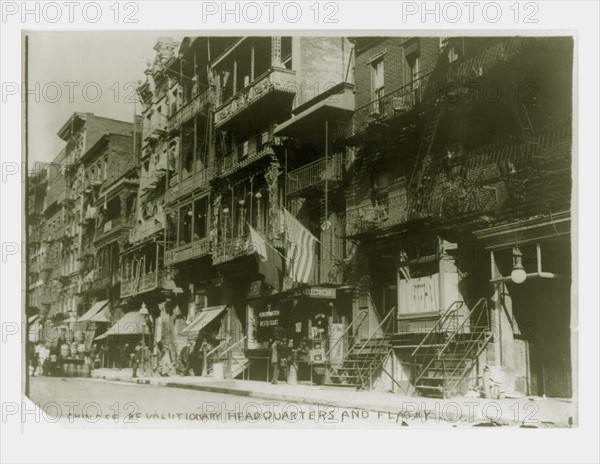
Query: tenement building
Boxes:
[
  {"xmin": 28, "ymin": 113, "xmax": 138, "ymax": 354},
  {"xmin": 27, "ymin": 36, "xmax": 573, "ymax": 398}
]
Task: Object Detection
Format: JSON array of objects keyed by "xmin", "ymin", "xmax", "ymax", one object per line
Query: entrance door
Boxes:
[{"xmin": 510, "ymin": 278, "xmax": 571, "ymax": 397}]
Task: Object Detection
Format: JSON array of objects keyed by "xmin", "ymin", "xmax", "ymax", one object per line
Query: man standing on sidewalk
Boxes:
[
  {"xmin": 132, "ymin": 342, "xmax": 142, "ymax": 378},
  {"xmin": 270, "ymin": 338, "xmax": 280, "ymax": 384}
]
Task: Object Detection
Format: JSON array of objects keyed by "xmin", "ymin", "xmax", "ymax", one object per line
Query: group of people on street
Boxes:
[
  {"xmin": 129, "ymin": 338, "xmax": 211, "ymax": 378},
  {"xmin": 28, "ymin": 335, "xmax": 216, "ymax": 379}
]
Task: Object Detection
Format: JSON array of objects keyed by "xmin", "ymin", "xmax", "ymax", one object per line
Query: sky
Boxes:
[{"xmin": 26, "ymin": 31, "xmax": 184, "ymax": 167}]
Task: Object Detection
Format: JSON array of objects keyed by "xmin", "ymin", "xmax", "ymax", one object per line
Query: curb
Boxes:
[
  {"xmin": 88, "ymin": 373, "xmax": 572, "ymax": 427},
  {"xmin": 90, "ymin": 373, "xmax": 458, "ymax": 421}
]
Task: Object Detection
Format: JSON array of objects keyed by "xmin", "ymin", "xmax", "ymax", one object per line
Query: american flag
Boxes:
[{"xmin": 283, "ymin": 208, "xmax": 319, "ymax": 284}]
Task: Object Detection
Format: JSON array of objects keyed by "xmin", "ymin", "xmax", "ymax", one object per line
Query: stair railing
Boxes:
[
  {"xmin": 325, "ymin": 311, "xmax": 368, "ymax": 383},
  {"xmin": 411, "ymin": 301, "xmax": 465, "ymax": 385},
  {"xmin": 218, "ymin": 336, "xmax": 248, "ymax": 379},
  {"xmin": 414, "ymin": 298, "xmax": 488, "ymax": 387},
  {"xmin": 442, "ymin": 299, "xmax": 492, "ymax": 393},
  {"xmin": 206, "ymin": 336, "xmax": 231, "ymax": 373},
  {"xmin": 411, "ymin": 301, "xmax": 464, "ymax": 358},
  {"xmin": 352, "ymin": 307, "xmax": 396, "ymax": 389},
  {"xmin": 436, "ymin": 298, "xmax": 488, "ymax": 358},
  {"xmin": 325, "ymin": 311, "xmax": 367, "ymax": 360},
  {"xmin": 219, "ymin": 335, "xmax": 247, "ymax": 358}
]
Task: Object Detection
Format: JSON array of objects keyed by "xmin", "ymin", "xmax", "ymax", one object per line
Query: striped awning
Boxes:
[
  {"xmin": 78, "ymin": 300, "xmax": 109, "ymax": 323},
  {"xmin": 180, "ymin": 305, "xmax": 227, "ymax": 335}
]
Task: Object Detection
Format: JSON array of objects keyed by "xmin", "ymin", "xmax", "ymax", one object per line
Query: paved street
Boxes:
[{"xmin": 28, "ymin": 376, "xmax": 451, "ymax": 429}]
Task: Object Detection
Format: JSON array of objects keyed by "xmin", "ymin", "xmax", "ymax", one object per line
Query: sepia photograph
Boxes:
[
  {"xmin": 23, "ymin": 31, "xmax": 576, "ymax": 427},
  {"xmin": 1, "ymin": 1, "xmax": 598, "ymax": 463}
]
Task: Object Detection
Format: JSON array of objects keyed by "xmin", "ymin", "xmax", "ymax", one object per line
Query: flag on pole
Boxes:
[
  {"xmin": 282, "ymin": 208, "xmax": 319, "ymax": 284},
  {"xmin": 248, "ymin": 224, "xmax": 282, "ymax": 291}
]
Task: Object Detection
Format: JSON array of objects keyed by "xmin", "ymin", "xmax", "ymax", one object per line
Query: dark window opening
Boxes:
[{"xmin": 194, "ymin": 197, "xmax": 209, "ymax": 240}]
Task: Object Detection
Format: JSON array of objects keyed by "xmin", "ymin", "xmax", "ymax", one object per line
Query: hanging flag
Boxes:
[
  {"xmin": 248, "ymin": 224, "xmax": 282, "ymax": 291},
  {"xmin": 248, "ymin": 224, "xmax": 268, "ymax": 260},
  {"xmin": 283, "ymin": 208, "xmax": 319, "ymax": 284},
  {"xmin": 398, "ymin": 249, "xmax": 411, "ymax": 280}
]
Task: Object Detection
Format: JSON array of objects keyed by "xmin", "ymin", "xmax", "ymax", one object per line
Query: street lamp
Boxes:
[
  {"xmin": 511, "ymin": 247, "xmax": 527, "ymax": 284},
  {"xmin": 139, "ymin": 302, "xmax": 149, "ymax": 376}
]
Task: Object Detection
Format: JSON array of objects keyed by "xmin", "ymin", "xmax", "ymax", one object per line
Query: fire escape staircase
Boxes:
[
  {"xmin": 396, "ymin": 298, "xmax": 492, "ymax": 398},
  {"xmin": 326, "ymin": 308, "xmax": 398, "ymax": 390},
  {"xmin": 408, "ymin": 95, "xmax": 447, "ymax": 219},
  {"xmin": 407, "ymin": 37, "xmax": 548, "ymax": 220}
]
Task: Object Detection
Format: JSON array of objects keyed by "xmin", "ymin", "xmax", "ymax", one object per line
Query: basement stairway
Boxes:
[
  {"xmin": 326, "ymin": 308, "xmax": 396, "ymax": 390},
  {"xmin": 391, "ymin": 298, "xmax": 492, "ymax": 398}
]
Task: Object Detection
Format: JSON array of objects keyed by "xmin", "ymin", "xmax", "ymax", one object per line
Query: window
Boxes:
[
  {"xmin": 406, "ymin": 52, "xmax": 421, "ymax": 105},
  {"xmin": 193, "ymin": 197, "xmax": 208, "ymax": 241},
  {"xmin": 166, "ymin": 211, "xmax": 177, "ymax": 250},
  {"xmin": 371, "ymin": 167, "xmax": 389, "ymax": 221},
  {"xmin": 103, "ymin": 156, "xmax": 108, "ymax": 180},
  {"xmin": 371, "ymin": 57, "xmax": 385, "ymax": 113},
  {"xmin": 281, "ymin": 37, "xmax": 292, "ymax": 69},
  {"xmin": 407, "ymin": 53, "xmax": 420, "ymax": 82},
  {"xmin": 178, "ymin": 204, "xmax": 192, "ymax": 246}
]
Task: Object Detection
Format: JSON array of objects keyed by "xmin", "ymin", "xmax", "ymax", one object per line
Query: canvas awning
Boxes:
[
  {"xmin": 89, "ymin": 306, "xmax": 111, "ymax": 323},
  {"xmin": 95, "ymin": 311, "xmax": 150, "ymax": 340},
  {"xmin": 180, "ymin": 305, "xmax": 228, "ymax": 335},
  {"xmin": 78, "ymin": 300, "xmax": 109, "ymax": 323}
]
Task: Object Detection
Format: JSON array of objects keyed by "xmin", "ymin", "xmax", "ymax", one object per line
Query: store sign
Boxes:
[
  {"xmin": 258, "ymin": 310, "xmax": 280, "ymax": 318},
  {"xmin": 303, "ymin": 287, "xmax": 336, "ymax": 299},
  {"xmin": 259, "ymin": 320, "xmax": 279, "ymax": 327}
]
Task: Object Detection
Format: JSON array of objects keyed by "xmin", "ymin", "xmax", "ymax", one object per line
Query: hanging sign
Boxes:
[{"xmin": 303, "ymin": 287, "xmax": 336, "ymax": 299}]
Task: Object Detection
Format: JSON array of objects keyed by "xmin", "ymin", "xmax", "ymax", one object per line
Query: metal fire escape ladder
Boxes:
[{"xmin": 407, "ymin": 95, "xmax": 447, "ymax": 219}]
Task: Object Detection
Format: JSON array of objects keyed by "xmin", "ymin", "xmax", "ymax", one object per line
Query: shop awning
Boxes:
[
  {"xmin": 95, "ymin": 311, "xmax": 150, "ymax": 340},
  {"xmin": 78, "ymin": 300, "xmax": 109, "ymax": 323},
  {"xmin": 88, "ymin": 306, "xmax": 111, "ymax": 323},
  {"xmin": 180, "ymin": 305, "xmax": 228, "ymax": 335},
  {"xmin": 28, "ymin": 315, "xmax": 39, "ymax": 324}
]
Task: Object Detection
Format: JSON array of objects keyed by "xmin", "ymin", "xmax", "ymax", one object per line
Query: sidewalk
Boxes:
[{"xmin": 90, "ymin": 368, "xmax": 575, "ymax": 427}]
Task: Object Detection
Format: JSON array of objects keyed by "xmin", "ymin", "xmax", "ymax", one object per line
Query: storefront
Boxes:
[{"xmin": 245, "ymin": 281, "xmax": 350, "ymax": 383}]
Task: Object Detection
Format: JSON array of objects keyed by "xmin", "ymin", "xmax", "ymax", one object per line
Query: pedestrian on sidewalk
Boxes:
[
  {"xmin": 198, "ymin": 340, "xmax": 209, "ymax": 377},
  {"xmin": 38, "ymin": 344, "xmax": 50, "ymax": 376},
  {"xmin": 179, "ymin": 340, "xmax": 194, "ymax": 376},
  {"xmin": 89, "ymin": 344, "xmax": 98, "ymax": 370},
  {"xmin": 159, "ymin": 344, "xmax": 174, "ymax": 376},
  {"xmin": 30, "ymin": 342, "xmax": 39, "ymax": 376},
  {"xmin": 270, "ymin": 338, "xmax": 280, "ymax": 384},
  {"xmin": 132, "ymin": 342, "xmax": 142, "ymax": 378}
]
